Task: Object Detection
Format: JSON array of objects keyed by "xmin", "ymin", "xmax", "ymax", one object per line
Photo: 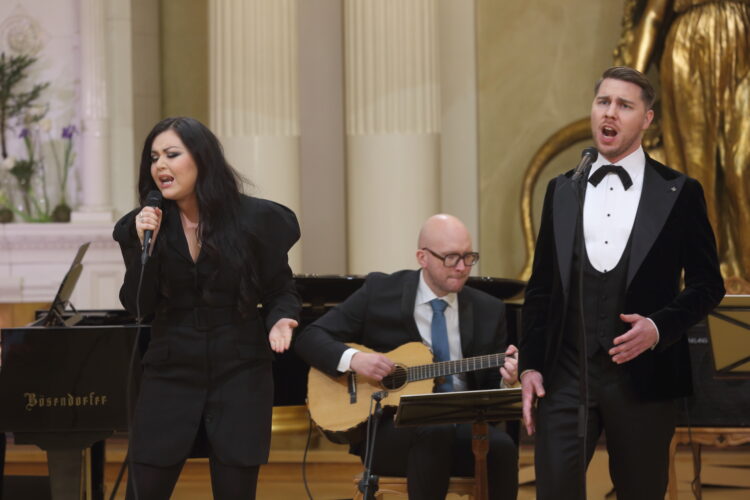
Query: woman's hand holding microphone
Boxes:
[{"xmin": 136, "ymin": 207, "xmax": 162, "ymax": 253}]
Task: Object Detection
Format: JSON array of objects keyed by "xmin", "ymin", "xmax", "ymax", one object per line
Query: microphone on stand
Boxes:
[
  {"xmin": 571, "ymin": 147, "xmax": 599, "ymax": 183},
  {"xmin": 569, "ymin": 145, "xmax": 597, "ymax": 500},
  {"xmin": 141, "ymin": 190, "xmax": 163, "ymax": 265}
]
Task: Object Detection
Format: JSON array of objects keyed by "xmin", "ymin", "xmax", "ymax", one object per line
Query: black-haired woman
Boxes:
[{"xmin": 113, "ymin": 116, "xmax": 300, "ymax": 499}]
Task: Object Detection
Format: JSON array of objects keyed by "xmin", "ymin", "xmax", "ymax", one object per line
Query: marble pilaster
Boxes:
[
  {"xmin": 345, "ymin": 0, "xmax": 441, "ymax": 273},
  {"xmin": 208, "ymin": 0, "xmax": 301, "ymax": 270}
]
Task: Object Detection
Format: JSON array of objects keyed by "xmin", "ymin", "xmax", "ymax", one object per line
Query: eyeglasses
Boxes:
[{"xmin": 422, "ymin": 248, "xmax": 480, "ymax": 267}]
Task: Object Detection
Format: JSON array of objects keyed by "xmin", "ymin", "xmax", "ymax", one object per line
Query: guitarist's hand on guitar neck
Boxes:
[
  {"xmin": 349, "ymin": 352, "xmax": 395, "ymax": 381},
  {"xmin": 500, "ymin": 344, "xmax": 519, "ymax": 386}
]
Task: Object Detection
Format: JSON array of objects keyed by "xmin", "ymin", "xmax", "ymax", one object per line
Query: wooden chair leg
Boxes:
[
  {"xmin": 668, "ymin": 433, "xmax": 679, "ymax": 500},
  {"xmin": 690, "ymin": 442, "xmax": 703, "ymax": 500}
]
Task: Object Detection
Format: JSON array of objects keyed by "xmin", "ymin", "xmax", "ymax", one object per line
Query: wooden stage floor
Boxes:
[{"xmin": 4, "ymin": 434, "xmax": 749, "ymax": 499}]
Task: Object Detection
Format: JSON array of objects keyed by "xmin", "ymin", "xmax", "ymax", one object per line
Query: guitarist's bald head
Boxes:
[
  {"xmin": 417, "ymin": 214, "xmax": 471, "ymax": 250},
  {"xmin": 416, "ymin": 214, "xmax": 474, "ymax": 296}
]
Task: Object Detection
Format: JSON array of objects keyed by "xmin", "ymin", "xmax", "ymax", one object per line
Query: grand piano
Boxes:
[{"xmin": 0, "ymin": 273, "xmax": 525, "ymax": 499}]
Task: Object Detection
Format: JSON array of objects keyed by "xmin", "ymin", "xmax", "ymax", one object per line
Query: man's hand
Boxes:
[
  {"xmin": 350, "ymin": 352, "xmax": 395, "ymax": 381},
  {"xmin": 500, "ymin": 344, "xmax": 519, "ymax": 386},
  {"xmin": 268, "ymin": 318, "xmax": 298, "ymax": 353},
  {"xmin": 521, "ymin": 370, "xmax": 545, "ymax": 436},
  {"xmin": 609, "ymin": 313, "xmax": 658, "ymax": 364}
]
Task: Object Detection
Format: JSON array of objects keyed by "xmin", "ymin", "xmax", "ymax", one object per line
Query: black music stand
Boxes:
[
  {"xmin": 394, "ymin": 387, "xmax": 522, "ymax": 500},
  {"xmin": 673, "ymin": 296, "xmax": 750, "ymax": 497},
  {"xmin": 35, "ymin": 241, "xmax": 91, "ymax": 327}
]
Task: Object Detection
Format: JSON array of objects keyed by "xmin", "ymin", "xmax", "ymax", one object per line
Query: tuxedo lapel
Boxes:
[
  {"xmin": 164, "ymin": 207, "xmax": 194, "ymax": 264},
  {"xmin": 553, "ymin": 174, "xmax": 583, "ymax": 300},
  {"xmin": 627, "ymin": 159, "xmax": 685, "ymax": 288},
  {"xmin": 401, "ymin": 271, "xmax": 422, "ymax": 342},
  {"xmin": 457, "ymin": 291, "xmax": 475, "ymax": 356}
]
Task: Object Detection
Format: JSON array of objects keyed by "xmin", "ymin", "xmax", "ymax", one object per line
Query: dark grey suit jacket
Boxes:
[{"xmin": 295, "ymin": 269, "xmax": 508, "ymax": 392}]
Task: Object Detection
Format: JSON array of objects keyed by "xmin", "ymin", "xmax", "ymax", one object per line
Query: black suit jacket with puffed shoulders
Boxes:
[
  {"xmin": 520, "ymin": 155, "xmax": 725, "ymax": 401},
  {"xmin": 113, "ymin": 194, "xmax": 300, "ymax": 467}
]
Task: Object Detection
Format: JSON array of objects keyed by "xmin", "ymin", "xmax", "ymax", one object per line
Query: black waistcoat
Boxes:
[{"xmin": 563, "ymin": 231, "xmax": 633, "ymax": 357}]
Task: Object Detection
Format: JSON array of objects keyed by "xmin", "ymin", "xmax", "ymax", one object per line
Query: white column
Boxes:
[
  {"xmin": 345, "ymin": 0, "xmax": 441, "ymax": 274},
  {"xmin": 72, "ymin": 0, "xmax": 113, "ymax": 222},
  {"xmin": 438, "ymin": 0, "xmax": 479, "ymax": 273},
  {"xmin": 209, "ymin": 0, "xmax": 301, "ymax": 271}
]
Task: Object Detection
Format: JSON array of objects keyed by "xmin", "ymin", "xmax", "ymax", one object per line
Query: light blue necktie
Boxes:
[{"xmin": 429, "ymin": 298, "xmax": 453, "ymax": 392}]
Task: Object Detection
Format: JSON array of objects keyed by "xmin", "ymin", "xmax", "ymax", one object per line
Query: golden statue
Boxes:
[{"xmin": 520, "ymin": 0, "xmax": 750, "ymax": 294}]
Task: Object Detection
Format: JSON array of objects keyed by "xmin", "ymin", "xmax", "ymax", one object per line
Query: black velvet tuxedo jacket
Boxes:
[
  {"xmin": 295, "ymin": 269, "xmax": 508, "ymax": 391},
  {"xmin": 520, "ymin": 155, "xmax": 725, "ymax": 401},
  {"xmin": 113, "ymin": 195, "xmax": 300, "ymax": 466}
]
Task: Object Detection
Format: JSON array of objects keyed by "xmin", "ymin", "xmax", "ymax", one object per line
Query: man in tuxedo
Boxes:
[
  {"xmin": 520, "ymin": 66, "xmax": 725, "ymax": 500},
  {"xmin": 295, "ymin": 214, "xmax": 519, "ymax": 500}
]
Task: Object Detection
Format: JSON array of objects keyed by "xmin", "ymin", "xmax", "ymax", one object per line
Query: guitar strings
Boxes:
[
  {"xmin": 411, "ymin": 353, "xmax": 507, "ymax": 381},
  {"xmin": 381, "ymin": 353, "xmax": 509, "ymax": 388}
]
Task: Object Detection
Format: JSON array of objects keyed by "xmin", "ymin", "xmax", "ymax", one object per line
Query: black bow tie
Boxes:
[{"xmin": 588, "ymin": 164, "xmax": 633, "ymax": 190}]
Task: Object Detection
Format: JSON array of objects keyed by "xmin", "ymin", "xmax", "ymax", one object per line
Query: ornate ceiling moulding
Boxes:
[{"xmin": 0, "ymin": 6, "xmax": 47, "ymax": 56}]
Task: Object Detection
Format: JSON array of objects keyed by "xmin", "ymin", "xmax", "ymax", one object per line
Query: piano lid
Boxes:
[{"xmin": 294, "ymin": 274, "xmax": 526, "ymax": 305}]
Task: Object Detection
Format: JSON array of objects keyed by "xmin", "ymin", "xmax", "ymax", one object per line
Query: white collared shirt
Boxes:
[{"xmin": 584, "ymin": 146, "xmax": 645, "ymax": 272}]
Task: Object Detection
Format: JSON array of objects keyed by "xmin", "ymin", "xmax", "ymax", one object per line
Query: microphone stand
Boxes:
[
  {"xmin": 358, "ymin": 391, "xmax": 387, "ymax": 500},
  {"xmin": 571, "ymin": 169, "xmax": 590, "ymax": 500}
]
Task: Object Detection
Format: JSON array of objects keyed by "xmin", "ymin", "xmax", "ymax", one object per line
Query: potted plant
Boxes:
[
  {"xmin": 0, "ymin": 52, "xmax": 49, "ymax": 222},
  {"xmin": 48, "ymin": 124, "xmax": 77, "ymax": 222}
]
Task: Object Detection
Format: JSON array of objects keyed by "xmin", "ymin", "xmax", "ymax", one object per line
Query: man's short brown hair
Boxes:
[{"xmin": 594, "ymin": 66, "xmax": 656, "ymax": 109}]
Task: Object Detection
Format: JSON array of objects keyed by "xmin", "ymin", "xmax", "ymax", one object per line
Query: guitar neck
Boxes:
[{"xmin": 407, "ymin": 353, "xmax": 507, "ymax": 382}]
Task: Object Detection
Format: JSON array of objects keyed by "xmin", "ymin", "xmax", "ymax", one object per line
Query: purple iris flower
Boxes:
[
  {"xmin": 62, "ymin": 125, "xmax": 77, "ymax": 139},
  {"xmin": 19, "ymin": 128, "xmax": 30, "ymax": 139}
]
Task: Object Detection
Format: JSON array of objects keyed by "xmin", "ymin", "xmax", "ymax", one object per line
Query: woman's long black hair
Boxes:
[{"xmin": 137, "ymin": 117, "xmax": 256, "ymax": 312}]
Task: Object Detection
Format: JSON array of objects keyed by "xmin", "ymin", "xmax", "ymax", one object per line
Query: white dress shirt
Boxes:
[{"xmin": 584, "ymin": 147, "xmax": 645, "ymax": 272}]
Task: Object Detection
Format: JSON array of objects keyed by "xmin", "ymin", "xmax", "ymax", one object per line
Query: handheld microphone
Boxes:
[
  {"xmin": 141, "ymin": 190, "xmax": 163, "ymax": 265},
  {"xmin": 571, "ymin": 147, "xmax": 598, "ymax": 182}
]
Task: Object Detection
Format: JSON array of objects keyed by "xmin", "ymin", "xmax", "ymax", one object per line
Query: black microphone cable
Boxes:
[
  {"xmin": 573, "ymin": 181, "xmax": 590, "ymax": 500},
  {"xmin": 301, "ymin": 409, "xmax": 315, "ymax": 500},
  {"xmin": 110, "ymin": 258, "xmax": 146, "ymax": 500},
  {"xmin": 110, "ymin": 194, "xmax": 160, "ymax": 500}
]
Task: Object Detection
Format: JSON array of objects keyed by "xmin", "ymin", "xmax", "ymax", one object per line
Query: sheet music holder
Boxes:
[
  {"xmin": 36, "ymin": 241, "xmax": 91, "ymax": 327},
  {"xmin": 706, "ymin": 295, "xmax": 750, "ymax": 377},
  {"xmin": 395, "ymin": 387, "xmax": 521, "ymax": 426},
  {"xmin": 394, "ymin": 387, "xmax": 521, "ymax": 500}
]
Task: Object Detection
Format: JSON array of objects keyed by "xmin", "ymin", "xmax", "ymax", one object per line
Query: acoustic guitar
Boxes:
[{"xmin": 306, "ymin": 342, "xmax": 509, "ymax": 443}]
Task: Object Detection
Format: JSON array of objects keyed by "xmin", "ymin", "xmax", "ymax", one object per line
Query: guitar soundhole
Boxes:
[{"xmin": 381, "ymin": 365, "xmax": 408, "ymax": 391}]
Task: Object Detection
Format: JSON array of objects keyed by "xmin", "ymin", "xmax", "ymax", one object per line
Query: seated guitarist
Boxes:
[{"xmin": 295, "ymin": 214, "xmax": 519, "ymax": 500}]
